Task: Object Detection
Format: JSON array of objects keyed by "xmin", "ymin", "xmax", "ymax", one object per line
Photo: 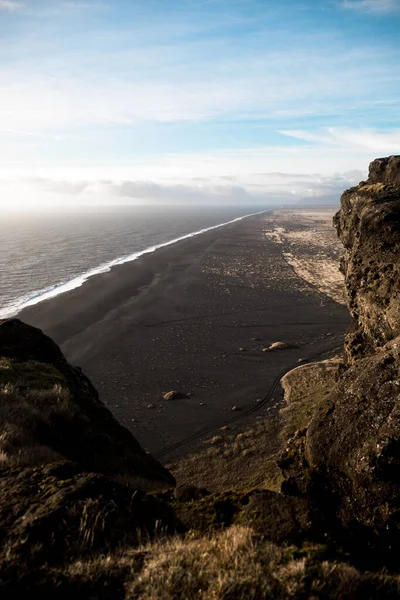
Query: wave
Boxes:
[{"xmin": 0, "ymin": 208, "xmax": 269, "ymax": 319}]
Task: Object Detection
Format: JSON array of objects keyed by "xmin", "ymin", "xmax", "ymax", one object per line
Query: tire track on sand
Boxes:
[{"xmin": 155, "ymin": 342, "xmax": 342, "ymax": 462}]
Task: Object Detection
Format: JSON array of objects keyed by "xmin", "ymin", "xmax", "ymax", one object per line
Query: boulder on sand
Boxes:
[
  {"xmin": 263, "ymin": 341, "xmax": 298, "ymax": 352},
  {"xmin": 163, "ymin": 390, "xmax": 189, "ymax": 400}
]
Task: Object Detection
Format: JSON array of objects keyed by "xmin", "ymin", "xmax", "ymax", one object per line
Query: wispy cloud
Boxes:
[
  {"xmin": 0, "ymin": 0, "xmax": 107, "ymax": 16},
  {"xmin": 279, "ymin": 128, "xmax": 400, "ymax": 152},
  {"xmin": 0, "ymin": 0, "xmax": 398, "ymax": 190},
  {"xmin": 60, "ymin": 2, "xmax": 108, "ymax": 10},
  {"xmin": 342, "ymin": 0, "xmax": 400, "ymax": 13},
  {"xmin": 0, "ymin": 0, "xmax": 21, "ymax": 11},
  {"xmin": 0, "ymin": 168, "xmax": 363, "ymax": 211},
  {"xmin": 0, "ymin": 41, "xmax": 398, "ymax": 132}
]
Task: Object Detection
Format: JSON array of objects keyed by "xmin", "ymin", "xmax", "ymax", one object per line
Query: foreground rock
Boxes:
[
  {"xmin": 0, "ymin": 319, "xmax": 175, "ymax": 490},
  {"xmin": 0, "ymin": 461, "xmax": 181, "ymax": 570}
]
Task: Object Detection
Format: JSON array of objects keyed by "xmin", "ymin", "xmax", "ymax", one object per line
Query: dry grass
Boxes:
[
  {"xmin": 280, "ymin": 357, "xmax": 342, "ymax": 438},
  {"xmin": 51, "ymin": 525, "xmax": 400, "ymax": 599},
  {"xmin": 170, "ymin": 415, "xmax": 284, "ymax": 493},
  {"xmin": 0, "ymin": 355, "xmax": 76, "ymax": 468},
  {"xmin": 128, "ymin": 526, "xmax": 282, "ymax": 599},
  {"xmin": 0, "ymin": 371, "xmax": 73, "ymax": 467}
]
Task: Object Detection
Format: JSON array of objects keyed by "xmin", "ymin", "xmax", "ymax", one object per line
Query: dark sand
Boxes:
[{"xmin": 19, "ymin": 213, "xmax": 349, "ymax": 457}]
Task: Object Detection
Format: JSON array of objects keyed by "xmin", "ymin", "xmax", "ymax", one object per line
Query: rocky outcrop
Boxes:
[
  {"xmin": 306, "ymin": 338, "xmax": 400, "ymax": 532},
  {"xmin": 0, "ymin": 319, "xmax": 175, "ymax": 490},
  {"xmin": 333, "ymin": 155, "xmax": 400, "ymax": 362},
  {"xmin": 280, "ymin": 156, "xmax": 400, "ymax": 564}
]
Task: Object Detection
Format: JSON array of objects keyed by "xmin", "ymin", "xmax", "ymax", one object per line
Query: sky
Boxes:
[{"xmin": 0, "ymin": 0, "xmax": 399, "ymax": 209}]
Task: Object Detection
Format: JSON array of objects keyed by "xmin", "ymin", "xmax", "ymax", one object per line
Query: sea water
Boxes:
[{"xmin": 0, "ymin": 205, "xmax": 267, "ymax": 318}]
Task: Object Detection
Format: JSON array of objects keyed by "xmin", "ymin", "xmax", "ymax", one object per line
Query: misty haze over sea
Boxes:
[{"xmin": 0, "ymin": 205, "xmax": 267, "ymax": 319}]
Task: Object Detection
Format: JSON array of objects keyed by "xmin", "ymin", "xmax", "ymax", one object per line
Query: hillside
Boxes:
[{"xmin": 1, "ymin": 155, "xmax": 400, "ymax": 598}]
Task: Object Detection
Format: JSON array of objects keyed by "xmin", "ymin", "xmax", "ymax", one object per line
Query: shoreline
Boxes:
[
  {"xmin": 1, "ymin": 208, "xmax": 270, "ymax": 320},
  {"xmin": 18, "ymin": 210, "xmax": 349, "ymax": 456}
]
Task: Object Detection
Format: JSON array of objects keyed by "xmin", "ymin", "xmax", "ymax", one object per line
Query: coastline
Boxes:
[
  {"xmin": 1, "ymin": 208, "xmax": 268, "ymax": 320},
  {"xmin": 18, "ymin": 210, "xmax": 349, "ymax": 456}
]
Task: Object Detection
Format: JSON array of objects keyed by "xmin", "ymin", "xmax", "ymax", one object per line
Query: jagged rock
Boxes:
[
  {"xmin": 333, "ymin": 155, "xmax": 400, "ymax": 362},
  {"xmin": 0, "ymin": 319, "xmax": 175, "ymax": 491},
  {"xmin": 306, "ymin": 336, "xmax": 400, "ymax": 536},
  {"xmin": 368, "ymin": 155, "xmax": 400, "ymax": 185},
  {"xmin": 280, "ymin": 156, "xmax": 400, "ymax": 562}
]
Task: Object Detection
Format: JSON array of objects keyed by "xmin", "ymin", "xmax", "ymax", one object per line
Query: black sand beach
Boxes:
[{"xmin": 19, "ymin": 212, "xmax": 349, "ymax": 457}]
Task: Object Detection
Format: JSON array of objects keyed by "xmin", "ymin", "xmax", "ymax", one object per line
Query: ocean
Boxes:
[{"xmin": 0, "ymin": 205, "xmax": 266, "ymax": 319}]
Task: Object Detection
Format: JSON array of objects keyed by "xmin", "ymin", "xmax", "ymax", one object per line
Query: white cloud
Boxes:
[
  {"xmin": 0, "ymin": 40, "xmax": 398, "ymax": 132},
  {"xmin": 279, "ymin": 128, "xmax": 400, "ymax": 152},
  {"xmin": 0, "ymin": 0, "xmax": 21, "ymax": 11},
  {"xmin": 342, "ymin": 0, "xmax": 400, "ymax": 13},
  {"xmin": 0, "ymin": 166, "xmax": 365, "ymax": 212}
]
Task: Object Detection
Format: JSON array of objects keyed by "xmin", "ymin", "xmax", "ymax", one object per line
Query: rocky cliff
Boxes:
[
  {"xmin": 334, "ymin": 155, "xmax": 400, "ymax": 361},
  {"xmin": 280, "ymin": 155, "xmax": 400, "ymax": 566}
]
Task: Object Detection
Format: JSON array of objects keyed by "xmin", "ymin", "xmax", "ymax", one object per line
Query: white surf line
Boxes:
[{"xmin": 1, "ymin": 208, "xmax": 270, "ymax": 319}]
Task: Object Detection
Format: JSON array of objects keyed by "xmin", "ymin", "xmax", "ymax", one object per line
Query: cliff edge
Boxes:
[
  {"xmin": 334, "ymin": 154, "xmax": 400, "ymax": 361},
  {"xmin": 280, "ymin": 156, "xmax": 400, "ymax": 566}
]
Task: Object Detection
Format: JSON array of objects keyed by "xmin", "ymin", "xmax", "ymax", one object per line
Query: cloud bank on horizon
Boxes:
[{"xmin": 0, "ymin": 0, "xmax": 399, "ymax": 208}]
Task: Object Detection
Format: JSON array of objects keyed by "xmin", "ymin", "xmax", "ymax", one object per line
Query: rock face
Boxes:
[
  {"xmin": 333, "ymin": 155, "xmax": 400, "ymax": 362},
  {"xmin": 0, "ymin": 319, "xmax": 175, "ymax": 490},
  {"xmin": 368, "ymin": 154, "xmax": 400, "ymax": 186},
  {"xmin": 280, "ymin": 156, "xmax": 400, "ymax": 563}
]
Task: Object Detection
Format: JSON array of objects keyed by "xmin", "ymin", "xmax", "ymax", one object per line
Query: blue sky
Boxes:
[{"xmin": 0, "ymin": 0, "xmax": 399, "ymax": 207}]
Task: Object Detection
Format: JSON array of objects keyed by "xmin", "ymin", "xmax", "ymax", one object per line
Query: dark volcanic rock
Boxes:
[
  {"xmin": 368, "ymin": 155, "xmax": 400, "ymax": 186},
  {"xmin": 280, "ymin": 156, "xmax": 400, "ymax": 564},
  {"xmin": 307, "ymin": 337, "xmax": 400, "ymax": 530},
  {"xmin": 0, "ymin": 319, "xmax": 175, "ymax": 491},
  {"xmin": 333, "ymin": 155, "xmax": 400, "ymax": 362}
]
